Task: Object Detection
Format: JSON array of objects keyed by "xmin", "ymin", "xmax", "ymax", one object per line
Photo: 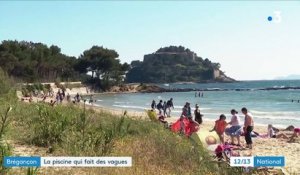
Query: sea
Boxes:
[{"xmin": 92, "ymin": 80, "xmax": 300, "ymax": 128}]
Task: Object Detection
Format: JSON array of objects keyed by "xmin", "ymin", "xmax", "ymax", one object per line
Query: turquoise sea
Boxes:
[{"xmin": 93, "ymin": 80, "xmax": 300, "ymax": 128}]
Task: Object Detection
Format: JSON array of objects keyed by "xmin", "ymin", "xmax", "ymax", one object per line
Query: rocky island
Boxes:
[{"xmin": 125, "ymin": 46, "xmax": 235, "ymax": 83}]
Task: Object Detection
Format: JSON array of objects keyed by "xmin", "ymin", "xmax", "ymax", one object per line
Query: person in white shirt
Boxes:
[{"xmin": 225, "ymin": 109, "xmax": 242, "ymax": 146}]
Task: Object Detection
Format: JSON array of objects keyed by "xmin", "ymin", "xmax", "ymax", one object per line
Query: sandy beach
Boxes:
[
  {"xmin": 16, "ymin": 87, "xmax": 300, "ymax": 174},
  {"xmin": 74, "ymin": 100, "xmax": 300, "ymax": 174},
  {"xmin": 100, "ymin": 108, "xmax": 300, "ymax": 174}
]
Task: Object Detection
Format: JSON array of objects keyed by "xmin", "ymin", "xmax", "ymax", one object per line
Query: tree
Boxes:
[
  {"xmin": 77, "ymin": 46, "xmax": 129, "ymax": 90},
  {"xmin": 0, "ymin": 40, "xmax": 80, "ymax": 82}
]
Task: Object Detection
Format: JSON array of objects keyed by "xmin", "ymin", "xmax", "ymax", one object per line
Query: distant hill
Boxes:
[
  {"xmin": 125, "ymin": 46, "xmax": 235, "ymax": 83},
  {"xmin": 275, "ymin": 74, "xmax": 300, "ymax": 80}
]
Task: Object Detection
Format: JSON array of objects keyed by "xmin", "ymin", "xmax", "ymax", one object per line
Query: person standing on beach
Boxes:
[
  {"xmin": 89, "ymin": 95, "xmax": 94, "ymax": 104},
  {"xmin": 56, "ymin": 93, "xmax": 60, "ymax": 103},
  {"xmin": 151, "ymin": 100, "xmax": 156, "ymax": 110},
  {"xmin": 181, "ymin": 102, "xmax": 191, "ymax": 118},
  {"xmin": 66, "ymin": 93, "xmax": 71, "ymax": 102},
  {"xmin": 157, "ymin": 100, "xmax": 164, "ymax": 115},
  {"xmin": 166, "ymin": 98, "xmax": 174, "ymax": 117},
  {"xmin": 62, "ymin": 89, "xmax": 65, "ymax": 98},
  {"xmin": 75, "ymin": 93, "xmax": 80, "ymax": 103},
  {"xmin": 194, "ymin": 104, "xmax": 203, "ymax": 124},
  {"xmin": 225, "ymin": 109, "xmax": 241, "ymax": 146},
  {"xmin": 242, "ymin": 107, "xmax": 254, "ymax": 149},
  {"xmin": 163, "ymin": 101, "xmax": 167, "ymax": 117}
]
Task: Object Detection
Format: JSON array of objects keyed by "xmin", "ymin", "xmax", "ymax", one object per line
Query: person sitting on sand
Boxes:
[
  {"xmin": 267, "ymin": 124, "xmax": 289, "ymax": 139},
  {"xmin": 242, "ymin": 107, "xmax": 254, "ymax": 149},
  {"xmin": 286, "ymin": 127, "xmax": 300, "ymax": 142},
  {"xmin": 284, "ymin": 125, "xmax": 295, "ymax": 131},
  {"xmin": 225, "ymin": 109, "xmax": 242, "ymax": 146},
  {"xmin": 210, "ymin": 114, "xmax": 227, "ymax": 144},
  {"xmin": 49, "ymin": 100, "xmax": 56, "ymax": 107},
  {"xmin": 194, "ymin": 104, "xmax": 203, "ymax": 124},
  {"xmin": 267, "ymin": 124, "xmax": 300, "ymax": 142},
  {"xmin": 158, "ymin": 112, "xmax": 168, "ymax": 125}
]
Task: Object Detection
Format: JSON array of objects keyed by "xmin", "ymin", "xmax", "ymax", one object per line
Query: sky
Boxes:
[{"xmin": 0, "ymin": 1, "xmax": 300, "ymax": 80}]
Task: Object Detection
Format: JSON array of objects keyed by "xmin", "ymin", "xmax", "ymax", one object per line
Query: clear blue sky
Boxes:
[{"xmin": 1, "ymin": 1, "xmax": 300, "ymax": 80}]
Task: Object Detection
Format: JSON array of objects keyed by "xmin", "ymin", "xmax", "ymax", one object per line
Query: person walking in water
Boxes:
[
  {"xmin": 194, "ymin": 104, "xmax": 203, "ymax": 124},
  {"xmin": 166, "ymin": 98, "xmax": 174, "ymax": 117},
  {"xmin": 242, "ymin": 107, "xmax": 254, "ymax": 149}
]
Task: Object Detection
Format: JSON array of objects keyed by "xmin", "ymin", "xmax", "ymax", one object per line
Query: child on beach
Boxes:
[
  {"xmin": 242, "ymin": 107, "xmax": 254, "ymax": 149},
  {"xmin": 210, "ymin": 114, "xmax": 227, "ymax": 143}
]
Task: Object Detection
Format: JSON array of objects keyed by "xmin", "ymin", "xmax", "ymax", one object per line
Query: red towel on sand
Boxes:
[{"xmin": 171, "ymin": 118, "xmax": 199, "ymax": 136}]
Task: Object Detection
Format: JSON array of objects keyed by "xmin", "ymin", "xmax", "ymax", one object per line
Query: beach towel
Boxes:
[
  {"xmin": 171, "ymin": 117, "xmax": 189, "ymax": 133},
  {"xmin": 171, "ymin": 118, "xmax": 199, "ymax": 136},
  {"xmin": 185, "ymin": 121, "xmax": 199, "ymax": 136}
]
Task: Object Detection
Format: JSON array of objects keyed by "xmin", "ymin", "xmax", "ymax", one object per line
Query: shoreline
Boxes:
[{"xmin": 84, "ymin": 101, "xmax": 295, "ymax": 129}]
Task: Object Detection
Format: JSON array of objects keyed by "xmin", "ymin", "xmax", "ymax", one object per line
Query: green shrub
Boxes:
[
  {"xmin": 28, "ymin": 104, "xmax": 72, "ymax": 146},
  {"xmin": 0, "ymin": 68, "xmax": 11, "ymax": 95},
  {"xmin": 0, "ymin": 106, "xmax": 13, "ymax": 174}
]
